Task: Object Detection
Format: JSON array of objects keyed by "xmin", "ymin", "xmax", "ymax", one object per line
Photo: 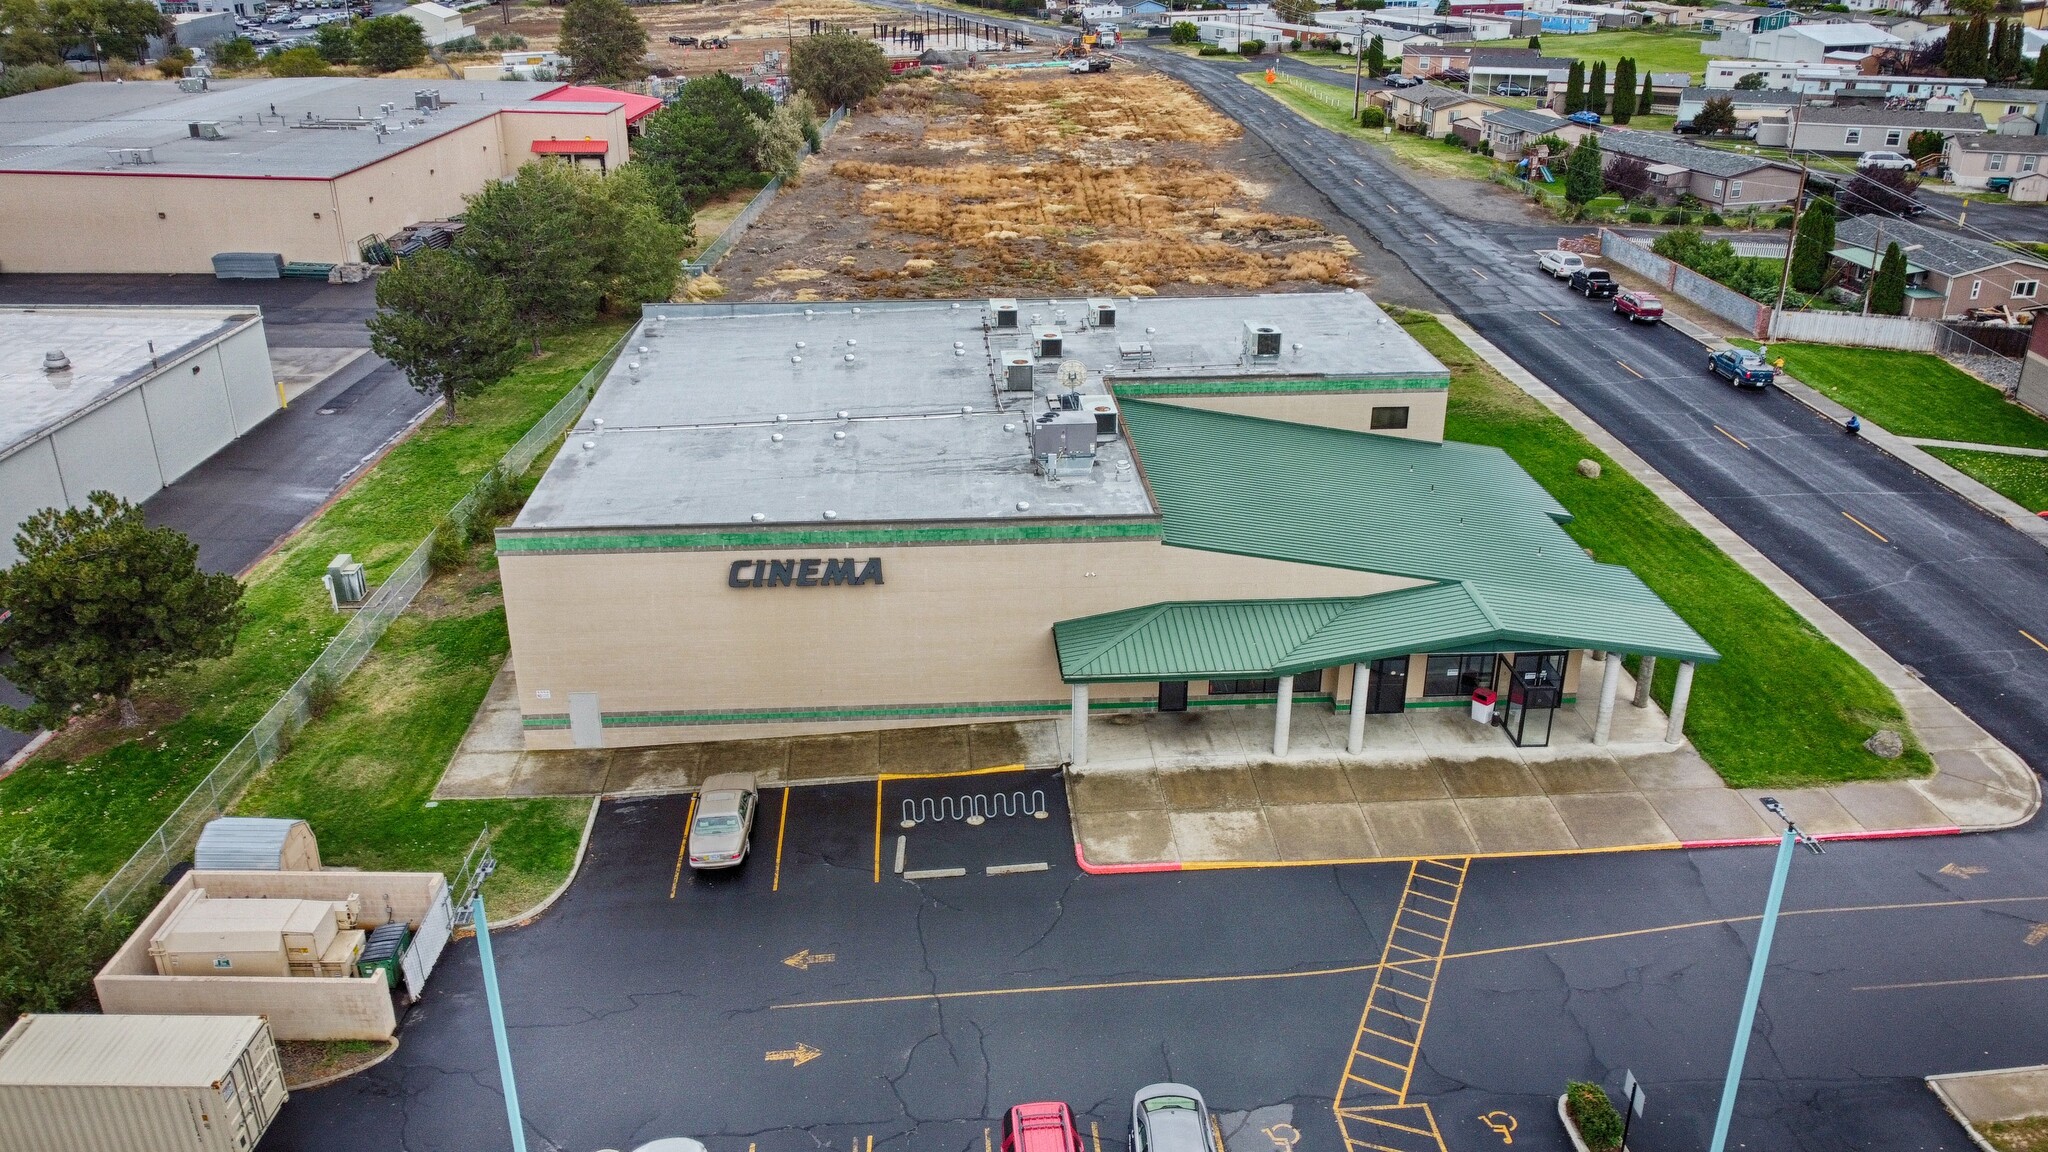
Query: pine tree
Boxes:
[
  {"xmin": 1365, "ymin": 34, "xmax": 1384, "ymax": 78},
  {"xmin": 1639, "ymin": 72, "xmax": 1655, "ymax": 116},
  {"xmin": 1564, "ymin": 61, "xmax": 1585, "ymax": 114},
  {"xmin": 2033, "ymin": 45, "xmax": 2048, "ymax": 89},
  {"xmin": 1588, "ymin": 59, "xmax": 1607, "ymax": 115},
  {"xmin": 1870, "ymin": 241, "xmax": 1908, "ymax": 316},
  {"xmin": 1789, "ymin": 196, "xmax": 1836, "ymax": 294},
  {"xmin": 1565, "ymin": 134, "xmax": 1603, "ymax": 204},
  {"xmin": 1527, "ymin": 35, "xmax": 1541, "ymax": 50},
  {"xmin": 1611, "ymin": 57, "xmax": 1635, "ymax": 125},
  {"xmin": 367, "ymin": 250, "xmax": 525, "ymax": 420}
]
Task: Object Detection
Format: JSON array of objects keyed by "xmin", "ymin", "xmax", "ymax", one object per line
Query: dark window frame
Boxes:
[{"xmin": 1370, "ymin": 405, "xmax": 1411, "ymax": 430}]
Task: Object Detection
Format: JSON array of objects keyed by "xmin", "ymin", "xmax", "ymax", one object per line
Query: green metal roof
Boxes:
[{"xmin": 1051, "ymin": 401, "xmax": 1720, "ymax": 681}]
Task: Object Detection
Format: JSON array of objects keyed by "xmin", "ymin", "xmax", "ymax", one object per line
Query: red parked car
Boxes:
[
  {"xmin": 1613, "ymin": 289, "xmax": 1664, "ymax": 324},
  {"xmin": 1004, "ymin": 1102, "xmax": 1084, "ymax": 1152}
]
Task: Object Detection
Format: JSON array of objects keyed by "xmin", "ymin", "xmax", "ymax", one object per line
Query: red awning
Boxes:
[{"xmin": 530, "ymin": 140, "xmax": 609, "ymax": 155}]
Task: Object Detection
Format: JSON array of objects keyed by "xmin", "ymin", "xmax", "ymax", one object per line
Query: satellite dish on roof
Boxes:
[{"xmin": 1055, "ymin": 358, "xmax": 1088, "ymax": 393}]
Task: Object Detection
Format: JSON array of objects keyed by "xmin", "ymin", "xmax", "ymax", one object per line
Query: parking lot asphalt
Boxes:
[
  {"xmin": 0, "ymin": 275, "xmax": 434, "ymax": 759},
  {"xmin": 265, "ymin": 768, "xmax": 2048, "ymax": 1152}
]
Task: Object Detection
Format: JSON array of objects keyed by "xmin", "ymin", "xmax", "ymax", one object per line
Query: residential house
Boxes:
[
  {"xmin": 2018, "ymin": 320, "xmax": 2048, "ymax": 418},
  {"xmin": 1479, "ymin": 107, "xmax": 1588, "ymax": 161},
  {"xmin": 1676, "ymin": 86, "xmax": 1801, "ymax": 125},
  {"xmin": 1787, "ymin": 105, "xmax": 1985, "ymax": 155},
  {"xmin": 1830, "ymin": 215, "xmax": 2048, "ymax": 319},
  {"xmin": 1701, "ymin": 5, "xmax": 1795, "ymax": 38},
  {"xmin": 1648, "ymin": 72, "xmax": 1694, "ymax": 110},
  {"xmin": 1128, "ymin": 0, "xmax": 1169, "ymax": 16},
  {"xmin": 1945, "ymin": 134, "xmax": 2048, "ymax": 192},
  {"xmin": 1599, "ymin": 130, "xmax": 1804, "ymax": 208},
  {"xmin": 1704, "ymin": 60, "xmax": 1821, "ymax": 89},
  {"xmin": 1728, "ymin": 23, "xmax": 1904, "ymax": 63},
  {"xmin": 1967, "ymin": 88, "xmax": 2048, "ymax": 135},
  {"xmin": 1387, "ymin": 84, "xmax": 1499, "ymax": 137},
  {"xmin": 1399, "ymin": 42, "xmax": 1505, "ymax": 79},
  {"xmin": 1794, "ymin": 73, "xmax": 1982, "ymax": 108},
  {"xmin": 1467, "ymin": 51, "xmax": 1576, "ymax": 97},
  {"xmin": 1844, "ymin": 0, "xmax": 1947, "ymax": 13}
]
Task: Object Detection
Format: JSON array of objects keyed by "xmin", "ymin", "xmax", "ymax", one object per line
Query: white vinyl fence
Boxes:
[{"xmin": 1767, "ymin": 310, "xmax": 1940, "ymax": 351}]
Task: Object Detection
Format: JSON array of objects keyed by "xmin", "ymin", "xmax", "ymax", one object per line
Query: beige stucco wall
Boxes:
[
  {"xmin": 97, "ymin": 870, "xmax": 444, "ymax": 1041},
  {"xmin": 496, "ymin": 106, "xmax": 631, "ymax": 169},
  {"xmin": 1159, "ymin": 388, "xmax": 1448, "ymax": 440},
  {"xmin": 503, "ymin": 536, "xmax": 1429, "ymax": 748}
]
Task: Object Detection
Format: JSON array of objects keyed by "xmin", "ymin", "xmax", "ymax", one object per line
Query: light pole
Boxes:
[
  {"xmin": 1706, "ymin": 798, "xmax": 1823, "ymax": 1152},
  {"xmin": 473, "ymin": 895, "xmax": 529, "ymax": 1152}
]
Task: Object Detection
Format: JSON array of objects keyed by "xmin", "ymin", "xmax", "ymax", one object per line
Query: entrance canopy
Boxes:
[{"xmin": 1055, "ymin": 580, "xmax": 1718, "ymax": 684}]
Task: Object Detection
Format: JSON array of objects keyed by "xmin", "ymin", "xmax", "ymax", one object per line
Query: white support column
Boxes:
[
  {"xmin": 1665, "ymin": 661, "xmax": 1696, "ymax": 745},
  {"xmin": 1347, "ymin": 662, "xmax": 1370, "ymax": 755},
  {"xmin": 1633, "ymin": 654, "xmax": 1658, "ymax": 708},
  {"xmin": 1273, "ymin": 674, "xmax": 1294, "ymax": 756},
  {"xmin": 1069, "ymin": 684, "xmax": 1089, "ymax": 767},
  {"xmin": 1593, "ymin": 652, "xmax": 1623, "ymax": 746}
]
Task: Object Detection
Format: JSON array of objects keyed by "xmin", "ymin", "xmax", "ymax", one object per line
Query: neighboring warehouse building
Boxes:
[
  {"xmin": 495, "ymin": 294, "xmax": 1715, "ymax": 758},
  {"xmin": 398, "ymin": 1, "xmax": 471, "ymax": 45},
  {"xmin": 1831, "ymin": 216, "xmax": 2048, "ymax": 319},
  {"xmin": 0, "ymin": 306, "xmax": 277, "ymax": 567},
  {"xmin": 0, "ymin": 77, "xmax": 632, "ymax": 273}
]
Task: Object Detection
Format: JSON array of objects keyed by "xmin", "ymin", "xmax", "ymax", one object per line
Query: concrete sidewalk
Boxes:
[{"xmin": 1928, "ymin": 1065, "xmax": 2048, "ymax": 1152}]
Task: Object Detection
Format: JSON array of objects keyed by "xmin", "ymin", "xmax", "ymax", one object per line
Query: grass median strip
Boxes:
[
  {"xmin": 0, "ymin": 323, "xmax": 625, "ymax": 892},
  {"xmin": 1241, "ymin": 72, "xmax": 1501, "ymax": 182},
  {"xmin": 1409, "ymin": 312, "xmax": 1930, "ymax": 787},
  {"xmin": 1925, "ymin": 447, "xmax": 2048, "ymax": 514}
]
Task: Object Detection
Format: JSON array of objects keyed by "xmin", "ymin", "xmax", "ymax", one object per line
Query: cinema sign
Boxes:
[{"xmin": 727, "ymin": 558, "xmax": 885, "ymax": 588}]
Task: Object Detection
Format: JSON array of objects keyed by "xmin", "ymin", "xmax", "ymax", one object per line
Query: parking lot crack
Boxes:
[{"xmin": 1012, "ymin": 869, "xmax": 1084, "ymax": 960}]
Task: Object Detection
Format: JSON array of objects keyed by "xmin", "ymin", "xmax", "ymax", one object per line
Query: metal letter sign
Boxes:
[
  {"xmin": 1620, "ymin": 1069, "xmax": 1646, "ymax": 1149},
  {"xmin": 728, "ymin": 558, "xmax": 884, "ymax": 588}
]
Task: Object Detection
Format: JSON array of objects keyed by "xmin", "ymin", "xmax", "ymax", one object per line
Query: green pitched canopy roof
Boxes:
[{"xmin": 1050, "ymin": 401, "xmax": 1718, "ymax": 683}]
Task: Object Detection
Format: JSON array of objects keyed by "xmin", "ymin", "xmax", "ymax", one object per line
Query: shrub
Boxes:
[
  {"xmin": 428, "ymin": 518, "xmax": 468, "ymax": 575},
  {"xmin": 1702, "ymin": 211, "xmax": 1725, "ymax": 226},
  {"xmin": 1566, "ymin": 1083, "xmax": 1624, "ymax": 1152},
  {"xmin": 486, "ymin": 33, "xmax": 528, "ymax": 50},
  {"xmin": 1238, "ymin": 38, "xmax": 1266, "ymax": 56},
  {"xmin": 0, "ymin": 841, "xmax": 119, "ymax": 1019},
  {"xmin": 1169, "ymin": 20, "xmax": 1200, "ymax": 44},
  {"xmin": 1771, "ymin": 213, "xmax": 1795, "ymax": 229},
  {"xmin": 1288, "ymin": 38, "xmax": 1302, "ymax": 51},
  {"xmin": 791, "ymin": 29, "xmax": 889, "ymax": 109},
  {"xmin": 1627, "ymin": 208, "xmax": 1655, "ymax": 223},
  {"xmin": 0, "ymin": 63, "xmax": 78, "ymax": 99},
  {"xmin": 1661, "ymin": 209, "xmax": 1690, "ymax": 225},
  {"xmin": 213, "ymin": 37, "xmax": 259, "ymax": 70},
  {"xmin": 156, "ymin": 46, "xmax": 196, "ymax": 74},
  {"xmin": 266, "ymin": 46, "xmax": 331, "ymax": 77},
  {"xmin": 1197, "ymin": 44, "xmax": 1229, "ymax": 55},
  {"xmin": 1359, "ymin": 106, "xmax": 1385, "ymax": 129}
]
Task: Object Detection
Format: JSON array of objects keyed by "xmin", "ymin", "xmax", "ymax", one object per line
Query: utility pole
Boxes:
[
  {"xmin": 1862, "ymin": 222, "xmax": 1884, "ymax": 316},
  {"xmin": 1352, "ymin": 22, "xmax": 1366, "ymax": 119},
  {"xmin": 1771, "ymin": 159, "xmax": 1809, "ymax": 328},
  {"xmin": 1706, "ymin": 799, "xmax": 1823, "ymax": 1152}
]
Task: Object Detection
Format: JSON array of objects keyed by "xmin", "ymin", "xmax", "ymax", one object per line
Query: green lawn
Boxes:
[
  {"xmin": 1247, "ymin": 73, "xmax": 1500, "ymax": 182},
  {"xmin": 1476, "ymin": 28, "xmax": 1716, "ymax": 81},
  {"xmin": 1410, "ymin": 313, "xmax": 1929, "ymax": 787},
  {"xmin": 0, "ymin": 323, "xmax": 626, "ymax": 893},
  {"xmin": 233, "ymin": 553, "xmax": 586, "ymax": 916},
  {"xmin": 1926, "ymin": 448, "xmax": 2048, "ymax": 514},
  {"xmin": 1758, "ymin": 343, "xmax": 2048, "ymax": 450}
]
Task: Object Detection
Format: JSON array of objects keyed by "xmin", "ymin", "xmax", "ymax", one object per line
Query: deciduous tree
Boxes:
[
  {"xmin": 1693, "ymin": 94, "xmax": 1737, "ymax": 135},
  {"xmin": 367, "ymin": 249, "xmax": 524, "ymax": 419},
  {"xmin": 633, "ymin": 72, "xmax": 769, "ymax": 217},
  {"xmin": 587, "ymin": 163, "xmax": 690, "ymax": 310},
  {"xmin": 560, "ymin": 0, "xmax": 646, "ymax": 84},
  {"xmin": 313, "ymin": 19, "xmax": 353, "ymax": 63},
  {"xmin": 1604, "ymin": 152, "xmax": 1650, "ymax": 200},
  {"xmin": 790, "ymin": 29, "xmax": 888, "ymax": 111},
  {"xmin": 353, "ymin": 13, "xmax": 424, "ymax": 72},
  {"xmin": 0, "ymin": 492, "xmax": 241, "ymax": 731},
  {"xmin": 456, "ymin": 161, "xmax": 607, "ymax": 350},
  {"xmin": 0, "ymin": 842, "xmax": 118, "ymax": 1019},
  {"xmin": 1733, "ymin": 71, "xmax": 1767, "ymax": 90}
]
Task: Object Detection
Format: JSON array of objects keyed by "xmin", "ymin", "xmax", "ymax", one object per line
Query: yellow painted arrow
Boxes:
[
  {"xmin": 1939, "ymin": 864, "xmax": 1989, "ymax": 879},
  {"xmin": 766, "ymin": 1042, "xmax": 821, "ymax": 1067},
  {"xmin": 2026, "ymin": 925, "xmax": 2048, "ymax": 947},
  {"xmin": 783, "ymin": 948, "xmax": 837, "ymax": 971}
]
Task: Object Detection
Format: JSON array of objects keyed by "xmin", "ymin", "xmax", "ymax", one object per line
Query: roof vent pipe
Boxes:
[{"xmin": 42, "ymin": 350, "xmax": 70, "ymax": 372}]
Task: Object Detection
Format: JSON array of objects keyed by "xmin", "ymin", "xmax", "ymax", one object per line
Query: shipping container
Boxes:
[{"xmin": 0, "ymin": 1014, "xmax": 287, "ymax": 1152}]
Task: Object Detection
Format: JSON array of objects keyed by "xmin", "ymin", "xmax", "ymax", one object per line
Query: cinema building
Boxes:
[{"xmin": 496, "ymin": 293, "xmax": 1716, "ymax": 759}]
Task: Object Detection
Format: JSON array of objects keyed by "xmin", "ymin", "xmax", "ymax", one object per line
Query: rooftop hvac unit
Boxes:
[
  {"xmin": 188, "ymin": 120, "xmax": 225, "ymax": 140},
  {"xmin": 324, "ymin": 553, "xmax": 368, "ymax": 610},
  {"xmin": 1243, "ymin": 321, "xmax": 1282, "ymax": 361},
  {"xmin": 1087, "ymin": 297, "xmax": 1117, "ymax": 328},
  {"xmin": 1079, "ymin": 394, "xmax": 1120, "ymax": 440},
  {"xmin": 1033, "ymin": 326, "xmax": 1063, "ymax": 360},
  {"xmin": 989, "ymin": 297, "xmax": 1019, "ymax": 329},
  {"xmin": 1117, "ymin": 340, "xmax": 1153, "ymax": 362},
  {"xmin": 1032, "ymin": 409, "xmax": 1098, "ymax": 467},
  {"xmin": 1003, "ymin": 351, "xmax": 1034, "ymax": 391},
  {"xmin": 414, "ymin": 89, "xmax": 442, "ymax": 111},
  {"xmin": 177, "ymin": 75, "xmax": 208, "ymax": 92}
]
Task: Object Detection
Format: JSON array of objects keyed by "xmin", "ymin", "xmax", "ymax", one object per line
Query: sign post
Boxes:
[{"xmin": 1619, "ymin": 1069, "xmax": 1646, "ymax": 1150}]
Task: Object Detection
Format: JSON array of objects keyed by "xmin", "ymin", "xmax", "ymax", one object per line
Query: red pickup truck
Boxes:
[{"xmin": 1612, "ymin": 289, "xmax": 1664, "ymax": 324}]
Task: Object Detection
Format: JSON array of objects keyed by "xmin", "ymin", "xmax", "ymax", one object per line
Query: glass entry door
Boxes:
[
  {"xmin": 1494, "ymin": 652, "xmax": 1566, "ymax": 747},
  {"xmin": 1367, "ymin": 657, "xmax": 1409, "ymax": 714}
]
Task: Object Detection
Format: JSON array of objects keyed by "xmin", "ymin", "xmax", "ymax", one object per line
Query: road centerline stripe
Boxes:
[
  {"xmin": 2021, "ymin": 629, "xmax": 2048, "ymax": 654},
  {"xmin": 1713, "ymin": 424, "xmax": 1752, "ymax": 450},
  {"xmin": 1842, "ymin": 510, "xmax": 1890, "ymax": 543},
  {"xmin": 1616, "ymin": 359, "xmax": 1645, "ymax": 380}
]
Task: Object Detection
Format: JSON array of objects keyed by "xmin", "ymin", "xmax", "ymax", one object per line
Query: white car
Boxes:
[
  {"xmin": 1858, "ymin": 150, "xmax": 1917, "ymax": 171},
  {"xmin": 1537, "ymin": 250, "xmax": 1585, "ymax": 279}
]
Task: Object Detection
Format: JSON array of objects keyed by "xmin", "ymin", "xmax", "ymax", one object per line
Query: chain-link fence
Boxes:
[
  {"xmin": 683, "ymin": 106, "xmax": 849, "ymax": 278},
  {"xmin": 86, "ymin": 331, "xmax": 630, "ymax": 919}
]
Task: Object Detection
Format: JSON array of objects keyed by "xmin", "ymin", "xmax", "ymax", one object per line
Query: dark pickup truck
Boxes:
[{"xmin": 1569, "ymin": 267, "xmax": 1618, "ymax": 299}]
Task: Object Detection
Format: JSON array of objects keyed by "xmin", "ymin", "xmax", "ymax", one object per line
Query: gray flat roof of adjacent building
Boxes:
[
  {"xmin": 510, "ymin": 293, "xmax": 1448, "ymax": 534},
  {"xmin": 0, "ymin": 76, "xmax": 602, "ymax": 179},
  {"xmin": 0, "ymin": 305, "xmax": 255, "ymax": 460}
]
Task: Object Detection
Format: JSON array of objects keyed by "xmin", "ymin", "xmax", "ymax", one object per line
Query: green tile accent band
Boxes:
[
  {"xmin": 1110, "ymin": 376, "xmax": 1450, "ymax": 398},
  {"xmin": 519, "ymin": 692, "xmax": 1348, "ymax": 729},
  {"xmin": 498, "ymin": 520, "xmax": 1163, "ymax": 555}
]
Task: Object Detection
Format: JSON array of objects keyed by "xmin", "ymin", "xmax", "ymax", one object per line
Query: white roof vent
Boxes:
[{"xmin": 42, "ymin": 349, "xmax": 71, "ymax": 372}]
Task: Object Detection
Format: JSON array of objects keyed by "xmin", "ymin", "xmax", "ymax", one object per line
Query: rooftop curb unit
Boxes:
[{"xmin": 0, "ymin": 1014, "xmax": 287, "ymax": 1152}]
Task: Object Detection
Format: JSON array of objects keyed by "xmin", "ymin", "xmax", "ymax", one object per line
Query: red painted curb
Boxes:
[
  {"xmin": 1073, "ymin": 842, "xmax": 1182, "ymax": 875},
  {"xmin": 1682, "ymin": 825, "xmax": 1961, "ymax": 850}
]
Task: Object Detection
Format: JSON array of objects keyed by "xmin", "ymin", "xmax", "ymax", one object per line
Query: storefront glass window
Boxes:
[
  {"xmin": 1208, "ymin": 678, "xmax": 1280, "ymax": 696},
  {"xmin": 1423, "ymin": 653, "xmax": 1494, "ymax": 697}
]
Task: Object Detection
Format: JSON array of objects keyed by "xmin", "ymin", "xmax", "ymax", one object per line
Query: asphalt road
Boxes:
[
  {"xmin": 1132, "ymin": 49, "xmax": 2048, "ymax": 777},
  {"xmin": 264, "ymin": 773, "xmax": 2048, "ymax": 1152},
  {"xmin": 0, "ymin": 275, "xmax": 435, "ymax": 760}
]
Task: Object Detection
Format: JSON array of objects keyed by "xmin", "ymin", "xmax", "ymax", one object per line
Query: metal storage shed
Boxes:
[
  {"xmin": 194, "ymin": 817, "xmax": 321, "ymax": 872},
  {"xmin": 0, "ymin": 1014, "xmax": 287, "ymax": 1152}
]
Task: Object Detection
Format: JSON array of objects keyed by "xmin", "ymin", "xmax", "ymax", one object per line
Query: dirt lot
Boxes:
[
  {"xmin": 712, "ymin": 68, "xmax": 1376, "ymax": 302},
  {"xmin": 486, "ymin": 0, "xmax": 899, "ymax": 78}
]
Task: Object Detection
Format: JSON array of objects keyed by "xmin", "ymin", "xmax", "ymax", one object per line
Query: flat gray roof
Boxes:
[
  {"xmin": 0, "ymin": 77, "xmax": 604, "ymax": 179},
  {"xmin": 511, "ymin": 293, "xmax": 1447, "ymax": 534},
  {"xmin": 1, "ymin": 305, "xmax": 255, "ymax": 459}
]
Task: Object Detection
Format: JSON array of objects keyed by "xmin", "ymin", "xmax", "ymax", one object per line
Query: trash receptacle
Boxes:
[{"xmin": 1470, "ymin": 688, "xmax": 1497, "ymax": 724}]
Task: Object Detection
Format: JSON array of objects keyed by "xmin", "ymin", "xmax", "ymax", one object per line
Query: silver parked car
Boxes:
[
  {"xmin": 1130, "ymin": 1084, "xmax": 1217, "ymax": 1152},
  {"xmin": 687, "ymin": 773, "xmax": 757, "ymax": 870}
]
